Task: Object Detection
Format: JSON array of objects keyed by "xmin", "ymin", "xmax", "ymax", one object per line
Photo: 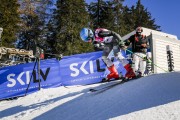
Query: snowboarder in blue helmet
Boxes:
[{"xmin": 80, "ymin": 28, "xmax": 136, "ymax": 82}]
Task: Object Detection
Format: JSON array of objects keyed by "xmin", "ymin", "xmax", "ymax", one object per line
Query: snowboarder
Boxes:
[
  {"xmin": 125, "ymin": 26, "xmax": 149, "ymax": 77},
  {"xmin": 80, "ymin": 28, "xmax": 135, "ymax": 82}
]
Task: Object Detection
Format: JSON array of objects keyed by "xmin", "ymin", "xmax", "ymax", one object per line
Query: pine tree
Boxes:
[
  {"xmin": 88, "ymin": 0, "xmax": 115, "ymax": 29},
  {"xmin": 0, "ymin": 0, "xmax": 20, "ymax": 47},
  {"xmin": 121, "ymin": 5, "xmax": 135, "ymax": 35},
  {"xmin": 88, "ymin": 0, "xmax": 125, "ymax": 35},
  {"xmin": 122, "ymin": 0, "xmax": 160, "ymax": 32},
  {"xmin": 54, "ymin": 0, "xmax": 94, "ymax": 55},
  {"xmin": 44, "ymin": 19, "xmax": 57, "ymax": 54},
  {"xmin": 109, "ymin": 0, "xmax": 124, "ymax": 34},
  {"xmin": 17, "ymin": 0, "xmax": 53, "ymax": 50}
]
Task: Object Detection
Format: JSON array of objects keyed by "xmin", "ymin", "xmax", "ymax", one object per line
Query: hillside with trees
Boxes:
[{"xmin": 0, "ymin": 0, "xmax": 160, "ymax": 56}]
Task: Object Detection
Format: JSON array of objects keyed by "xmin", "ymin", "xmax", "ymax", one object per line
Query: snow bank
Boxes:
[{"xmin": 0, "ymin": 72, "xmax": 180, "ymax": 120}]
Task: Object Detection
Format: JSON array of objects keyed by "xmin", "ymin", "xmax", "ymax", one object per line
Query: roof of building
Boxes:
[{"xmin": 122, "ymin": 27, "xmax": 178, "ymax": 40}]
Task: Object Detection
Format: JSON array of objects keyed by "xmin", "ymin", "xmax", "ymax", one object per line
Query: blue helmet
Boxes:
[{"xmin": 80, "ymin": 28, "xmax": 94, "ymax": 42}]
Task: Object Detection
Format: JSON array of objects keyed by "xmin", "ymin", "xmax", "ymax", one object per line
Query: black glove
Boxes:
[
  {"xmin": 118, "ymin": 41, "xmax": 125, "ymax": 47},
  {"xmin": 143, "ymin": 56, "xmax": 147, "ymax": 61},
  {"xmin": 143, "ymin": 56, "xmax": 151, "ymax": 61},
  {"xmin": 93, "ymin": 41, "xmax": 104, "ymax": 49}
]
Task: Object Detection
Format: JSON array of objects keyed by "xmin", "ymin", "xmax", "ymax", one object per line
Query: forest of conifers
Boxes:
[{"xmin": 0, "ymin": 0, "xmax": 160, "ymax": 55}]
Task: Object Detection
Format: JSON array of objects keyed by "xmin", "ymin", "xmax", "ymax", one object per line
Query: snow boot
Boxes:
[
  {"xmin": 124, "ymin": 64, "xmax": 136, "ymax": 80},
  {"xmin": 102, "ymin": 65, "xmax": 119, "ymax": 82},
  {"xmin": 135, "ymin": 71, "xmax": 143, "ymax": 78},
  {"xmin": 107, "ymin": 64, "xmax": 119, "ymax": 79}
]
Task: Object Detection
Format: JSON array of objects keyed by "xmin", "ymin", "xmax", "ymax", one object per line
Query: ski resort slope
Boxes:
[{"xmin": 1, "ymin": 72, "xmax": 180, "ymax": 120}]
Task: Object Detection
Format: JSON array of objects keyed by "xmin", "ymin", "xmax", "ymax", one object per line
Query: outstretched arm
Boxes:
[{"xmin": 98, "ymin": 30, "xmax": 122, "ymax": 41}]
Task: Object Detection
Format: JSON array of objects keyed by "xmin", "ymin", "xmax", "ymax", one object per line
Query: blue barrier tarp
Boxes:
[
  {"xmin": 0, "ymin": 59, "xmax": 61, "ymax": 100},
  {"xmin": 0, "ymin": 51, "xmax": 126, "ymax": 100}
]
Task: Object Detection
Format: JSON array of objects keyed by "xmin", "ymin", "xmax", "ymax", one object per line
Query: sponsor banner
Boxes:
[
  {"xmin": 0, "ymin": 59, "xmax": 61, "ymax": 100},
  {"xmin": 0, "ymin": 51, "xmax": 126, "ymax": 100},
  {"xmin": 59, "ymin": 51, "xmax": 127, "ymax": 86},
  {"xmin": 59, "ymin": 51, "xmax": 106, "ymax": 86}
]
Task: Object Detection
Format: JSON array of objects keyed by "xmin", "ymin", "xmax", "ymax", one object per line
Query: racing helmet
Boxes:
[{"xmin": 80, "ymin": 28, "xmax": 94, "ymax": 42}]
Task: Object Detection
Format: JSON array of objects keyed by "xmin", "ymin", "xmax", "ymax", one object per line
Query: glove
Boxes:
[
  {"xmin": 141, "ymin": 48, "xmax": 147, "ymax": 53},
  {"xmin": 94, "ymin": 42, "xmax": 104, "ymax": 49},
  {"xmin": 120, "ymin": 45, "xmax": 127, "ymax": 50},
  {"xmin": 143, "ymin": 56, "xmax": 148, "ymax": 61},
  {"xmin": 143, "ymin": 57, "xmax": 151, "ymax": 62},
  {"xmin": 94, "ymin": 43, "xmax": 100, "ymax": 48},
  {"xmin": 99, "ymin": 43, "xmax": 105, "ymax": 49},
  {"xmin": 141, "ymin": 43, "xmax": 147, "ymax": 48},
  {"xmin": 118, "ymin": 41, "xmax": 125, "ymax": 47}
]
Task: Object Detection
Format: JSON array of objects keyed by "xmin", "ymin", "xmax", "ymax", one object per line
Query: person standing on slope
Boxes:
[
  {"xmin": 80, "ymin": 28, "xmax": 136, "ymax": 82},
  {"xmin": 125, "ymin": 26, "xmax": 149, "ymax": 77}
]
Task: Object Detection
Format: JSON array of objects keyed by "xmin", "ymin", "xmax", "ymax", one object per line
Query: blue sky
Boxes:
[
  {"xmin": 123, "ymin": 0, "xmax": 180, "ymax": 39},
  {"xmin": 87, "ymin": 0, "xmax": 180, "ymax": 39}
]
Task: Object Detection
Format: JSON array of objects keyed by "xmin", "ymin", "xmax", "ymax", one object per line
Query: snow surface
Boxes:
[{"xmin": 1, "ymin": 72, "xmax": 180, "ymax": 120}]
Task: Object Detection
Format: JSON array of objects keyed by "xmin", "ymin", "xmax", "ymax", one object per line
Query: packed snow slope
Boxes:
[{"xmin": 1, "ymin": 72, "xmax": 180, "ymax": 120}]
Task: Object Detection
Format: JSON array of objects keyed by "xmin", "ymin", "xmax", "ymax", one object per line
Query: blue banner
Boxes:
[
  {"xmin": 0, "ymin": 51, "xmax": 126, "ymax": 100},
  {"xmin": 59, "ymin": 51, "xmax": 106, "ymax": 86},
  {"xmin": 0, "ymin": 59, "xmax": 61, "ymax": 100}
]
